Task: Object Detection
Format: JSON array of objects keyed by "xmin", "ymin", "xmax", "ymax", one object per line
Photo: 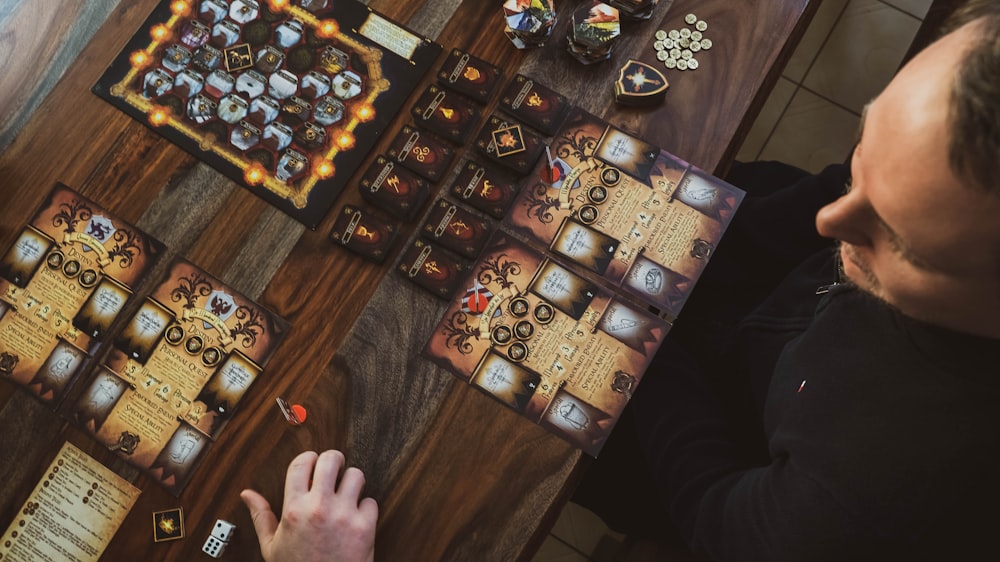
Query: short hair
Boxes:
[{"xmin": 942, "ymin": 1, "xmax": 1000, "ymax": 195}]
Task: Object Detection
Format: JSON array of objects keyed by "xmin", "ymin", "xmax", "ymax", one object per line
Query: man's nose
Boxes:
[{"xmin": 815, "ymin": 190, "xmax": 873, "ymax": 247}]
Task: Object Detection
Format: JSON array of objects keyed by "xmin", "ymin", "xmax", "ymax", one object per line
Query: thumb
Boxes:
[{"xmin": 241, "ymin": 489, "xmax": 278, "ymax": 547}]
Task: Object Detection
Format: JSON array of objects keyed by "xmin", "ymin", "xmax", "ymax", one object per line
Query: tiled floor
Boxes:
[{"xmin": 533, "ymin": 0, "xmax": 932, "ymax": 560}]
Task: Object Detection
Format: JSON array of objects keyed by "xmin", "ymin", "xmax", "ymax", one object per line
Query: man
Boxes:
[{"xmin": 576, "ymin": 1, "xmax": 1000, "ymax": 560}]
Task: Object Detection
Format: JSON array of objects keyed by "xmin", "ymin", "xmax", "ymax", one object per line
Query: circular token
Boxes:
[
  {"xmin": 533, "ymin": 303, "xmax": 554, "ymax": 324},
  {"xmin": 670, "ymin": 48, "xmax": 682, "ymax": 59},
  {"xmin": 291, "ymin": 404, "xmax": 308, "ymax": 423},
  {"xmin": 677, "ymin": 59, "xmax": 689, "ymax": 70},
  {"xmin": 688, "ymin": 57, "xmax": 699, "ymax": 70},
  {"xmin": 514, "ymin": 320, "xmax": 535, "ymax": 340},
  {"xmin": 654, "ymin": 29, "xmax": 667, "ymax": 41},
  {"xmin": 684, "ymin": 13, "xmax": 697, "ymax": 25},
  {"xmin": 656, "ymin": 50, "xmax": 668, "ymax": 61},
  {"xmin": 492, "ymin": 324, "xmax": 513, "ymax": 345},
  {"xmin": 696, "ymin": 20, "xmax": 708, "ymax": 31},
  {"xmin": 653, "ymin": 40, "xmax": 665, "ymax": 51},
  {"xmin": 507, "ymin": 341, "xmax": 528, "ymax": 362},
  {"xmin": 679, "ymin": 28, "xmax": 691, "ymax": 39},
  {"xmin": 578, "ymin": 204, "xmax": 599, "ymax": 225},
  {"xmin": 664, "ymin": 57, "xmax": 677, "ymax": 69},
  {"xmin": 588, "ymin": 185, "xmax": 609, "ymax": 204},
  {"xmin": 79, "ymin": 269, "xmax": 99, "ymax": 288},
  {"xmin": 678, "ymin": 37, "xmax": 691, "ymax": 49},
  {"xmin": 202, "ymin": 346, "xmax": 222, "ymax": 367},
  {"xmin": 46, "ymin": 251, "xmax": 64, "ymax": 269},
  {"xmin": 63, "ymin": 260, "xmax": 81, "ymax": 278},
  {"xmin": 691, "ymin": 30, "xmax": 703, "ymax": 41},
  {"xmin": 681, "ymin": 49, "xmax": 692, "ymax": 60},
  {"xmin": 663, "ymin": 38, "xmax": 675, "ymax": 49},
  {"xmin": 185, "ymin": 335, "xmax": 204, "ymax": 354},
  {"xmin": 509, "ymin": 297, "xmax": 530, "ymax": 317},
  {"xmin": 165, "ymin": 324, "xmax": 185, "ymax": 345},
  {"xmin": 600, "ymin": 166, "xmax": 622, "ymax": 187},
  {"xmin": 700, "ymin": 38, "xmax": 712, "ymax": 50},
  {"xmin": 668, "ymin": 29, "xmax": 680, "ymax": 40},
  {"xmin": 690, "ymin": 41, "xmax": 701, "ymax": 53}
]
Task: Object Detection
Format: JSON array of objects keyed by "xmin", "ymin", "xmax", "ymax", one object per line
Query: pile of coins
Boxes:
[{"xmin": 653, "ymin": 13, "xmax": 712, "ymax": 71}]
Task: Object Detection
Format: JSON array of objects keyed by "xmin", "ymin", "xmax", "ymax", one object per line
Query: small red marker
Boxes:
[
  {"xmin": 276, "ymin": 397, "xmax": 307, "ymax": 425},
  {"xmin": 797, "ymin": 380, "xmax": 807, "ymax": 393}
]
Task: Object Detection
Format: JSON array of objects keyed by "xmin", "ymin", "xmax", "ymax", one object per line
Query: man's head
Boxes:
[{"xmin": 815, "ymin": 1, "xmax": 1000, "ymax": 338}]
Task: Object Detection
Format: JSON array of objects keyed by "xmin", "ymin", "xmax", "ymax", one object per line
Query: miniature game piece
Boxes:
[{"xmin": 276, "ymin": 397, "xmax": 307, "ymax": 425}]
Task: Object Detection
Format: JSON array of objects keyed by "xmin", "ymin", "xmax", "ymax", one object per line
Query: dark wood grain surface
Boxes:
[{"xmin": 0, "ymin": 0, "xmax": 818, "ymax": 560}]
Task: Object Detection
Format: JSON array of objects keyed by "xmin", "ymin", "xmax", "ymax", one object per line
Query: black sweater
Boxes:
[{"xmin": 632, "ymin": 165, "xmax": 1000, "ymax": 561}]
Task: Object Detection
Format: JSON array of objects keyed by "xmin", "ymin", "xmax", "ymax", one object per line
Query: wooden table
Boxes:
[{"xmin": 0, "ymin": 0, "xmax": 817, "ymax": 560}]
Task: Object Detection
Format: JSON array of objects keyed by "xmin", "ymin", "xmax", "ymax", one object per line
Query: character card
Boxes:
[
  {"xmin": 0, "ymin": 184, "xmax": 164, "ymax": 404},
  {"xmin": 505, "ymin": 108, "xmax": 744, "ymax": 318},
  {"xmin": 73, "ymin": 258, "xmax": 288, "ymax": 495},
  {"xmin": 420, "ymin": 200, "xmax": 492, "ymax": 259},
  {"xmin": 474, "ymin": 114, "xmax": 546, "ymax": 175},
  {"xmin": 329, "ymin": 204, "xmax": 398, "ymax": 263},
  {"xmin": 411, "ymin": 84, "xmax": 481, "ymax": 143},
  {"xmin": 93, "ymin": 0, "xmax": 442, "ymax": 228},
  {"xmin": 450, "ymin": 159, "xmax": 522, "ymax": 219},
  {"xmin": 423, "ymin": 233, "xmax": 668, "ymax": 456},
  {"xmin": 499, "ymin": 74, "xmax": 571, "ymax": 136},
  {"xmin": 437, "ymin": 48, "xmax": 503, "ymax": 104},
  {"xmin": 386, "ymin": 125, "xmax": 456, "ymax": 182}
]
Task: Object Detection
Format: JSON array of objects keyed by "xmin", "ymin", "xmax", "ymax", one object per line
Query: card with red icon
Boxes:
[{"xmin": 359, "ymin": 156, "xmax": 431, "ymax": 220}]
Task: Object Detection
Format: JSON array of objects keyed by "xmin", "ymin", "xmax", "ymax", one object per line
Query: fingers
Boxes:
[
  {"xmin": 240, "ymin": 489, "xmax": 278, "ymax": 547},
  {"xmin": 358, "ymin": 496, "xmax": 379, "ymax": 521},
  {"xmin": 311, "ymin": 449, "xmax": 346, "ymax": 495},
  {"xmin": 283, "ymin": 450, "xmax": 319, "ymax": 503},
  {"xmin": 336, "ymin": 466, "xmax": 368, "ymax": 504}
]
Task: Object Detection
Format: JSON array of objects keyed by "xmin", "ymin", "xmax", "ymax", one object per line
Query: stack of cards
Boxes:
[
  {"xmin": 567, "ymin": 2, "xmax": 621, "ymax": 65},
  {"xmin": 503, "ymin": 0, "xmax": 558, "ymax": 49},
  {"xmin": 609, "ymin": 0, "xmax": 659, "ymax": 21},
  {"xmin": 614, "ymin": 59, "xmax": 669, "ymax": 107}
]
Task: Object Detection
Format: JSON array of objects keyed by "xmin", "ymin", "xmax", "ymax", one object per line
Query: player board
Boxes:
[
  {"xmin": 72, "ymin": 258, "xmax": 288, "ymax": 495},
  {"xmin": 0, "ymin": 184, "xmax": 165, "ymax": 405},
  {"xmin": 504, "ymin": 107, "xmax": 745, "ymax": 319},
  {"xmin": 424, "ymin": 233, "xmax": 669, "ymax": 456},
  {"xmin": 94, "ymin": 0, "xmax": 442, "ymax": 228}
]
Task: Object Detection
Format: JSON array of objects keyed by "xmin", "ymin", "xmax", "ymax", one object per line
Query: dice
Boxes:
[{"xmin": 202, "ymin": 519, "xmax": 236, "ymax": 558}]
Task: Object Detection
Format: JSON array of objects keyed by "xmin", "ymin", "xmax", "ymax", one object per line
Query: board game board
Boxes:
[{"xmin": 94, "ymin": 0, "xmax": 442, "ymax": 228}]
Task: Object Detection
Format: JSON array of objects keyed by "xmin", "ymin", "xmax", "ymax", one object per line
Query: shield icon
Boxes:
[
  {"xmin": 204, "ymin": 289, "xmax": 236, "ymax": 329},
  {"xmin": 615, "ymin": 59, "xmax": 669, "ymax": 104},
  {"xmin": 83, "ymin": 215, "xmax": 117, "ymax": 252}
]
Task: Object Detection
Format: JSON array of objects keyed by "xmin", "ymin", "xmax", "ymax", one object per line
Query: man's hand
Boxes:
[{"xmin": 241, "ymin": 450, "xmax": 378, "ymax": 562}]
